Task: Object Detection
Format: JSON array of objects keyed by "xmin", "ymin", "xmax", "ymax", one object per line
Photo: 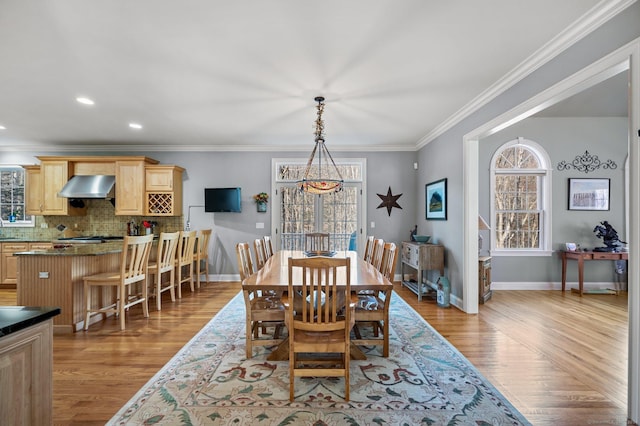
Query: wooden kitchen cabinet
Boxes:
[
  {"xmin": 24, "ymin": 165, "xmax": 43, "ymax": 215},
  {"xmin": 145, "ymin": 165, "xmax": 184, "ymax": 216},
  {"xmin": 1, "ymin": 242, "xmax": 29, "ymax": 288},
  {"xmin": 115, "ymin": 160, "xmax": 146, "ymax": 215}
]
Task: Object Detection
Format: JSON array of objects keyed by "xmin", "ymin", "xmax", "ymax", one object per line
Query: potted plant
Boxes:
[{"xmin": 254, "ymin": 192, "xmax": 269, "ymax": 212}]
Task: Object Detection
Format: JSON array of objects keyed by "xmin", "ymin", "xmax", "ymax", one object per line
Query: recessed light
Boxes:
[
  {"xmin": 129, "ymin": 122, "xmax": 143, "ymax": 130},
  {"xmin": 76, "ymin": 97, "xmax": 95, "ymax": 106},
  {"xmin": 0, "ymin": 125, "xmax": 5, "ymax": 130}
]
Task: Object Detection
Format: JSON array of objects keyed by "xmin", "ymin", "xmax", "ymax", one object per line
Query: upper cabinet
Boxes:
[
  {"xmin": 145, "ymin": 165, "xmax": 184, "ymax": 216},
  {"xmin": 26, "ymin": 156, "xmax": 183, "ymax": 217},
  {"xmin": 115, "ymin": 160, "xmax": 146, "ymax": 216}
]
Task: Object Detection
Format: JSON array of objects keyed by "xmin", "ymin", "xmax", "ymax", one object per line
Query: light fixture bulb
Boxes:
[
  {"xmin": 129, "ymin": 122, "xmax": 143, "ymax": 130},
  {"xmin": 76, "ymin": 97, "xmax": 95, "ymax": 106}
]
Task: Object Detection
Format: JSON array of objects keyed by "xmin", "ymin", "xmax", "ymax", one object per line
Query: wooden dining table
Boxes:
[{"xmin": 242, "ymin": 250, "xmax": 393, "ymax": 361}]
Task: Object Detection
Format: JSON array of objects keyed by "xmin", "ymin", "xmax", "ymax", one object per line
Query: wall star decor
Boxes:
[
  {"xmin": 557, "ymin": 150, "xmax": 617, "ymax": 174},
  {"xmin": 377, "ymin": 186, "xmax": 403, "ymax": 216}
]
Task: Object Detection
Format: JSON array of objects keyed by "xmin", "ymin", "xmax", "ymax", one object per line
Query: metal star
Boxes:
[{"xmin": 377, "ymin": 186, "xmax": 403, "ymax": 216}]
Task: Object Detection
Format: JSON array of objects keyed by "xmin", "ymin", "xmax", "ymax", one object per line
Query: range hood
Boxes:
[{"xmin": 58, "ymin": 175, "xmax": 116, "ymax": 198}]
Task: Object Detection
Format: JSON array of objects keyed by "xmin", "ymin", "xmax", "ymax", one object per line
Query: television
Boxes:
[{"xmin": 204, "ymin": 187, "xmax": 242, "ymax": 212}]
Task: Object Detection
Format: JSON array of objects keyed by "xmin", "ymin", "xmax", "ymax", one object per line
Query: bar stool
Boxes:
[{"xmin": 83, "ymin": 235, "xmax": 154, "ymax": 331}]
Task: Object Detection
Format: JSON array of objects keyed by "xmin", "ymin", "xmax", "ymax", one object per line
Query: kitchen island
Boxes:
[
  {"xmin": 0, "ymin": 306, "xmax": 60, "ymax": 423},
  {"xmin": 15, "ymin": 243, "xmax": 123, "ymax": 333}
]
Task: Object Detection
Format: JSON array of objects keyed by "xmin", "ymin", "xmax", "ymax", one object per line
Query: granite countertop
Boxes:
[
  {"xmin": 0, "ymin": 238, "xmax": 54, "ymax": 243},
  {"xmin": 0, "ymin": 306, "xmax": 61, "ymax": 338},
  {"xmin": 14, "ymin": 241, "xmax": 124, "ymax": 256}
]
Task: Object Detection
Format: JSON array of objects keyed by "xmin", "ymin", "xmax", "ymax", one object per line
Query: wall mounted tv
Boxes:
[{"xmin": 204, "ymin": 187, "xmax": 242, "ymax": 213}]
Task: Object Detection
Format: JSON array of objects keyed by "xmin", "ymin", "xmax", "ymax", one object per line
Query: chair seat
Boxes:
[
  {"xmin": 294, "ymin": 328, "xmax": 347, "ymax": 344},
  {"xmin": 250, "ymin": 296, "xmax": 284, "ymax": 312},
  {"xmin": 357, "ymin": 295, "xmax": 383, "ymax": 311},
  {"xmin": 84, "ymin": 272, "xmax": 121, "ymax": 283}
]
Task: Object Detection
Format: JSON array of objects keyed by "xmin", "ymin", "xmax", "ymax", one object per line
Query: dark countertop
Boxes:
[
  {"xmin": 0, "ymin": 306, "xmax": 61, "ymax": 338},
  {"xmin": 14, "ymin": 241, "xmax": 124, "ymax": 256},
  {"xmin": 0, "ymin": 238, "xmax": 53, "ymax": 243}
]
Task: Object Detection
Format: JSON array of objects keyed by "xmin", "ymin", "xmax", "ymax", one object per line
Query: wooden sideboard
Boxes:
[{"xmin": 400, "ymin": 241, "xmax": 445, "ymax": 301}]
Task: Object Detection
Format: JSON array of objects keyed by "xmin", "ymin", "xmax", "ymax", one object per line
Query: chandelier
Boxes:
[{"xmin": 297, "ymin": 96, "xmax": 344, "ymax": 195}]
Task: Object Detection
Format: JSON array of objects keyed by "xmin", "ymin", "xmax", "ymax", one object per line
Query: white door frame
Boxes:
[{"xmin": 463, "ymin": 37, "xmax": 640, "ymax": 422}]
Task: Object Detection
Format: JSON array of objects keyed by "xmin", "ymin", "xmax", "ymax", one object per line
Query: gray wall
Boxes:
[
  {"xmin": 481, "ymin": 117, "xmax": 628, "ymax": 284},
  {"xmin": 417, "ymin": 2, "xmax": 640, "ymax": 297},
  {"xmin": 4, "ymin": 150, "xmax": 416, "ymax": 276}
]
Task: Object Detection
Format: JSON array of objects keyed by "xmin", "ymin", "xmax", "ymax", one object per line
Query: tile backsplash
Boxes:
[{"xmin": 2, "ymin": 199, "xmax": 183, "ymax": 240}]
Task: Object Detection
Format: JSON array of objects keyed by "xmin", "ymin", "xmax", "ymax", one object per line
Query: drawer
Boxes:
[
  {"xmin": 29, "ymin": 242, "xmax": 52, "ymax": 251},
  {"xmin": 1, "ymin": 242, "xmax": 29, "ymax": 253},
  {"xmin": 592, "ymin": 252, "xmax": 620, "ymax": 260},
  {"xmin": 401, "ymin": 243, "xmax": 419, "ymax": 268}
]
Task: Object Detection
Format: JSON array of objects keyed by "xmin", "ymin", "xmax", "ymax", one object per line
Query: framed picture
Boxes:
[
  {"xmin": 568, "ymin": 178, "xmax": 610, "ymax": 211},
  {"xmin": 426, "ymin": 178, "xmax": 447, "ymax": 220}
]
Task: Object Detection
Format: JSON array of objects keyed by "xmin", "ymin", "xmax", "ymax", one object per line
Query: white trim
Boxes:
[
  {"xmin": 490, "ymin": 250, "xmax": 553, "ymax": 257},
  {"xmin": 491, "ymin": 281, "xmax": 621, "ymax": 291},
  {"xmin": 463, "ymin": 36, "xmax": 640, "ymax": 424},
  {"xmin": 417, "ymin": 0, "xmax": 636, "ymax": 149}
]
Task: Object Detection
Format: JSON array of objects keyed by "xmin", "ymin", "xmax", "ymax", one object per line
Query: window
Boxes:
[
  {"xmin": 273, "ymin": 159, "xmax": 365, "ymax": 252},
  {"xmin": 490, "ymin": 138, "xmax": 551, "ymax": 255},
  {"xmin": 0, "ymin": 166, "xmax": 35, "ymax": 227}
]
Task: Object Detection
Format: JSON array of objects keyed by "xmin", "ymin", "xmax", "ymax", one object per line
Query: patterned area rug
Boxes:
[{"xmin": 108, "ymin": 291, "xmax": 530, "ymax": 425}]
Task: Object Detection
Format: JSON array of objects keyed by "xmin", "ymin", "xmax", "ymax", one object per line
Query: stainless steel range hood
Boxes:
[{"xmin": 58, "ymin": 175, "xmax": 116, "ymax": 198}]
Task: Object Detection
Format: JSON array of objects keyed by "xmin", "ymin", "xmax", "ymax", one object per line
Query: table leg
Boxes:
[
  {"xmin": 578, "ymin": 256, "xmax": 584, "ymax": 296},
  {"xmin": 561, "ymin": 254, "xmax": 567, "ymax": 292}
]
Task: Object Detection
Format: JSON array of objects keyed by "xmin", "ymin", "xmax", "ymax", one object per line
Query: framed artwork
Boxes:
[
  {"xmin": 568, "ymin": 178, "xmax": 610, "ymax": 211},
  {"xmin": 426, "ymin": 178, "xmax": 447, "ymax": 220}
]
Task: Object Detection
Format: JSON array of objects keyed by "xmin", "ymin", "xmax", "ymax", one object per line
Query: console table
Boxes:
[
  {"xmin": 561, "ymin": 250, "xmax": 628, "ymax": 295},
  {"xmin": 400, "ymin": 242, "xmax": 445, "ymax": 301}
]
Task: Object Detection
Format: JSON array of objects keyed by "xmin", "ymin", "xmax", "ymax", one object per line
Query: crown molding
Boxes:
[{"xmin": 416, "ymin": 0, "xmax": 636, "ymax": 149}]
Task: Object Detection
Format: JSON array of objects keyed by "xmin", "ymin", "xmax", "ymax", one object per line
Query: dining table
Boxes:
[{"xmin": 242, "ymin": 250, "xmax": 393, "ymax": 361}]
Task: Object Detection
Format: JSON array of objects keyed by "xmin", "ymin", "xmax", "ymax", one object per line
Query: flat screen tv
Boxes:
[{"xmin": 204, "ymin": 187, "xmax": 242, "ymax": 213}]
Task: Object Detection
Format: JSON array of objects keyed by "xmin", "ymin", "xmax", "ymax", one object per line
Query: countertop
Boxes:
[
  {"xmin": 14, "ymin": 241, "xmax": 124, "ymax": 256},
  {"xmin": 0, "ymin": 306, "xmax": 61, "ymax": 338}
]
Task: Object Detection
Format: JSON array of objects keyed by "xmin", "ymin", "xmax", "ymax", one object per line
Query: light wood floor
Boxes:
[{"xmin": 0, "ymin": 282, "xmax": 631, "ymax": 425}]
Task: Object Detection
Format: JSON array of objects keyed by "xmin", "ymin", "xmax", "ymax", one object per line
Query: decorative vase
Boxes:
[{"xmin": 257, "ymin": 201, "xmax": 267, "ymax": 212}]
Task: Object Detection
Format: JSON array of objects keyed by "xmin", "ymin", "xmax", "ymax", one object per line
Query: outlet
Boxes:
[
  {"xmin": 74, "ymin": 223, "xmax": 78, "ymax": 228},
  {"xmin": 370, "ymin": 221, "xmax": 375, "ymax": 228},
  {"xmin": 256, "ymin": 222, "xmax": 264, "ymax": 229},
  {"xmin": 39, "ymin": 272, "xmax": 49, "ymax": 279},
  {"xmin": 40, "ymin": 223, "xmax": 48, "ymax": 228}
]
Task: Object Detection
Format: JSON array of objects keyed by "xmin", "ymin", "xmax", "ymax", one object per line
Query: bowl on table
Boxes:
[{"xmin": 412, "ymin": 235, "xmax": 430, "ymax": 243}]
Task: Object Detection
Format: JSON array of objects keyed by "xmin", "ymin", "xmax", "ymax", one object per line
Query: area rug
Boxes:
[{"xmin": 108, "ymin": 291, "xmax": 530, "ymax": 425}]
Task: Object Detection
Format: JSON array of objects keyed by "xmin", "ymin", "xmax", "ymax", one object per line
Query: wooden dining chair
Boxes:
[
  {"xmin": 353, "ymin": 242, "xmax": 396, "ymax": 357},
  {"xmin": 194, "ymin": 228, "xmax": 212, "ymax": 288},
  {"xmin": 363, "ymin": 235, "xmax": 374, "ymax": 262},
  {"xmin": 263, "ymin": 235, "xmax": 274, "ymax": 259},
  {"xmin": 148, "ymin": 231, "xmax": 180, "ymax": 311},
  {"xmin": 175, "ymin": 230, "xmax": 197, "ymax": 299},
  {"xmin": 304, "ymin": 232, "xmax": 330, "ymax": 252},
  {"xmin": 83, "ymin": 234, "xmax": 154, "ymax": 331},
  {"xmin": 253, "ymin": 238, "xmax": 267, "ymax": 270},
  {"xmin": 285, "ymin": 256, "xmax": 355, "ymax": 401},
  {"xmin": 370, "ymin": 238, "xmax": 385, "ymax": 270},
  {"xmin": 236, "ymin": 242, "xmax": 284, "ymax": 359}
]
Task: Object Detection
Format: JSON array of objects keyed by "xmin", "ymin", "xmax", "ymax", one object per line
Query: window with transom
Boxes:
[{"xmin": 490, "ymin": 138, "xmax": 551, "ymax": 255}]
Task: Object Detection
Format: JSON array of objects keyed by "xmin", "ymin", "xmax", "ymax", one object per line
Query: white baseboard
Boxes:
[{"xmin": 491, "ymin": 281, "xmax": 625, "ymax": 291}]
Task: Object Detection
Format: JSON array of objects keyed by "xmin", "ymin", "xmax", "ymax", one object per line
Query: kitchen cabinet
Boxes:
[
  {"xmin": 0, "ymin": 308, "xmax": 59, "ymax": 424},
  {"xmin": 145, "ymin": 165, "xmax": 184, "ymax": 216},
  {"xmin": 25, "ymin": 161, "xmax": 85, "ymax": 216},
  {"xmin": 115, "ymin": 160, "xmax": 146, "ymax": 215},
  {"xmin": 400, "ymin": 241, "xmax": 445, "ymax": 301},
  {"xmin": 24, "ymin": 165, "xmax": 42, "ymax": 215},
  {"xmin": 1, "ymin": 242, "xmax": 51, "ymax": 289}
]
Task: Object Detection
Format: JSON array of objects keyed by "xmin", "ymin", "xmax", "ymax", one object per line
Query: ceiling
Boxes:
[{"xmin": 0, "ymin": 0, "xmax": 624, "ymax": 153}]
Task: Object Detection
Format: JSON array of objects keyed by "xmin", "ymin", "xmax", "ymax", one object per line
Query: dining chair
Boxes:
[
  {"xmin": 353, "ymin": 242, "xmax": 396, "ymax": 357},
  {"xmin": 148, "ymin": 231, "xmax": 180, "ymax": 311},
  {"xmin": 263, "ymin": 235, "xmax": 274, "ymax": 259},
  {"xmin": 370, "ymin": 238, "xmax": 385, "ymax": 270},
  {"xmin": 363, "ymin": 235, "xmax": 374, "ymax": 262},
  {"xmin": 175, "ymin": 230, "xmax": 197, "ymax": 299},
  {"xmin": 236, "ymin": 242, "xmax": 285, "ymax": 359},
  {"xmin": 304, "ymin": 232, "xmax": 330, "ymax": 252},
  {"xmin": 83, "ymin": 234, "xmax": 154, "ymax": 331},
  {"xmin": 194, "ymin": 228, "xmax": 212, "ymax": 288},
  {"xmin": 285, "ymin": 256, "xmax": 355, "ymax": 401},
  {"xmin": 253, "ymin": 238, "xmax": 267, "ymax": 270}
]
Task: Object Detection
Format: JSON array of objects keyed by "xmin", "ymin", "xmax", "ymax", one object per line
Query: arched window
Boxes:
[{"xmin": 490, "ymin": 137, "xmax": 552, "ymax": 256}]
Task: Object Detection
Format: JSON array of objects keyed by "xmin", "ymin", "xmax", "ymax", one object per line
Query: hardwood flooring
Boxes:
[{"xmin": 0, "ymin": 283, "xmax": 631, "ymax": 425}]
